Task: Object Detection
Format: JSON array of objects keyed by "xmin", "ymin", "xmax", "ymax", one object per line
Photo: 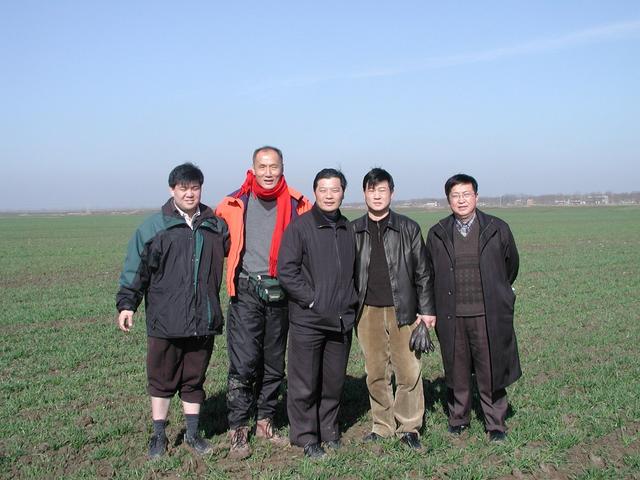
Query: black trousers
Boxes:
[
  {"xmin": 226, "ymin": 278, "xmax": 289, "ymax": 429},
  {"xmin": 447, "ymin": 315, "xmax": 508, "ymax": 432},
  {"xmin": 287, "ymin": 322, "xmax": 352, "ymax": 447}
]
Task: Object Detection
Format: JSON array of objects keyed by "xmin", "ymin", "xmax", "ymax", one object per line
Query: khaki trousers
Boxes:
[{"xmin": 357, "ymin": 305, "xmax": 424, "ymax": 436}]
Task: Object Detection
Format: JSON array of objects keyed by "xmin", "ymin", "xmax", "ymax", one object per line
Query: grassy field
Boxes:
[{"xmin": 1, "ymin": 206, "xmax": 639, "ymax": 479}]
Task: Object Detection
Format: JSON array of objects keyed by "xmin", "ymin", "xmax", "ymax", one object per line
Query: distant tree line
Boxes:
[{"xmin": 346, "ymin": 191, "xmax": 640, "ymax": 209}]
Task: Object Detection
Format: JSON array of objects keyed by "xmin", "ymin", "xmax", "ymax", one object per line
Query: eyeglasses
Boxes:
[{"xmin": 449, "ymin": 192, "xmax": 475, "ymax": 201}]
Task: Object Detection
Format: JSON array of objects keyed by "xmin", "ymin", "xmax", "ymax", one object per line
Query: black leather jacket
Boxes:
[{"xmin": 353, "ymin": 210, "xmax": 433, "ymax": 326}]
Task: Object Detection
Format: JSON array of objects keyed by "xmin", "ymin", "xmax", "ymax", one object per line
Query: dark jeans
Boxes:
[
  {"xmin": 448, "ymin": 315, "xmax": 508, "ymax": 432},
  {"xmin": 287, "ymin": 322, "xmax": 353, "ymax": 447},
  {"xmin": 226, "ymin": 278, "xmax": 288, "ymax": 429}
]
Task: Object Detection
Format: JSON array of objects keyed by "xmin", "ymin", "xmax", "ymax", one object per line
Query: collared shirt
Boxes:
[
  {"xmin": 174, "ymin": 201, "xmax": 201, "ymax": 230},
  {"xmin": 455, "ymin": 212, "xmax": 476, "ymax": 237}
]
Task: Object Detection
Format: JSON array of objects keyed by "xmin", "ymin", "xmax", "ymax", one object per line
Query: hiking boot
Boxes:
[
  {"xmin": 399, "ymin": 432, "xmax": 422, "ymax": 450},
  {"xmin": 184, "ymin": 432, "xmax": 213, "ymax": 455},
  {"xmin": 148, "ymin": 433, "xmax": 167, "ymax": 459},
  {"xmin": 256, "ymin": 418, "xmax": 289, "ymax": 447},
  {"xmin": 489, "ymin": 430, "xmax": 507, "ymax": 442},
  {"xmin": 228, "ymin": 426, "xmax": 251, "ymax": 459},
  {"xmin": 303, "ymin": 442, "xmax": 326, "ymax": 459}
]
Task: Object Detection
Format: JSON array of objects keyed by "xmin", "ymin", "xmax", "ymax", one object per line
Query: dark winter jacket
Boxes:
[
  {"xmin": 425, "ymin": 209, "xmax": 521, "ymax": 391},
  {"xmin": 277, "ymin": 204, "xmax": 358, "ymax": 332},
  {"xmin": 116, "ymin": 199, "xmax": 229, "ymax": 338},
  {"xmin": 353, "ymin": 210, "xmax": 433, "ymax": 326}
]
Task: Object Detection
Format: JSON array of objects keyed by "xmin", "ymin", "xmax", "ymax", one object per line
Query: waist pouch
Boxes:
[{"xmin": 247, "ymin": 273, "xmax": 286, "ymax": 303}]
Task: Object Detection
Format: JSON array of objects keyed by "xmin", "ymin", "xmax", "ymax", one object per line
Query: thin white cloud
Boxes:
[
  {"xmin": 356, "ymin": 18, "xmax": 640, "ymax": 77},
  {"xmin": 240, "ymin": 19, "xmax": 640, "ymax": 95}
]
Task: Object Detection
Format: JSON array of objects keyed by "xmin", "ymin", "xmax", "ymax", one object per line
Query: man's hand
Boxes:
[
  {"xmin": 417, "ymin": 314, "xmax": 436, "ymax": 329},
  {"xmin": 118, "ymin": 310, "xmax": 134, "ymax": 332},
  {"xmin": 409, "ymin": 322, "xmax": 435, "ymax": 353}
]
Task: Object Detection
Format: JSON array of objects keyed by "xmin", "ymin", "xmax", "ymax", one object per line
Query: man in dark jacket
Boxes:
[
  {"xmin": 278, "ymin": 168, "xmax": 358, "ymax": 459},
  {"xmin": 116, "ymin": 163, "xmax": 229, "ymax": 458},
  {"xmin": 424, "ymin": 173, "xmax": 521, "ymax": 441},
  {"xmin": 353, "ymin": 168, "xmax": 434, "ymax": 450}
]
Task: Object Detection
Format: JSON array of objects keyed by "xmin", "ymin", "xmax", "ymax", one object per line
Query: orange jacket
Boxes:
[{"xmin": 215, "ymin": 186, "xmax": 311, "ymax": 297}]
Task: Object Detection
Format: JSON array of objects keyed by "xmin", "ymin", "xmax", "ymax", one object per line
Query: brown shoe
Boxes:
[
  {"xmin": 256, "ymin": 418, "xmax": 289, "ymax": 447},
  {"xmin": 228, "ymin": 426, "xmax": 251, "ymax": 459}
]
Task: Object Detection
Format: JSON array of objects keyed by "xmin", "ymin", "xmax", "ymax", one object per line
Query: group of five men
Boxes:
[{"xmin": 116, "ymin": 146, "xmax": 521, "ymax": 460}]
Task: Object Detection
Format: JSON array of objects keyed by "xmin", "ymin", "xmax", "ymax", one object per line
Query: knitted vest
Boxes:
[{"xmin": 453, "ymin": 220, "xmax": 485, "ymax": 316}]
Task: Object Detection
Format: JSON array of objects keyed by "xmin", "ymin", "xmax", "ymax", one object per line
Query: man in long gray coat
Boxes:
[{"xmin": 424, "ymin": 173, "xmax": 521, "ymax": 441}]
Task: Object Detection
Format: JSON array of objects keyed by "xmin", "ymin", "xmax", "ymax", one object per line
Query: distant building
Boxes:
[{"xmin": 586, "ymin": 194, "xmax": 609, "ymax": 205}]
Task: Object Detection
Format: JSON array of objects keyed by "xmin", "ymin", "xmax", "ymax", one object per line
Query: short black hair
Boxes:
[
  {"xmin": 168, "ymin": 163, "xmax": 204, "ymax": 188},
  {"xmin": 362, "ymin": 168, "xmax": 394, "ymax": 192},
  {"xmin": 444, "ymin": 173, "xmax": 478, "ymax": 197},
  {"xmin": 252, "ymin": 145, "xmax": 283, "ymax": 163},
  {"xmin": 313, "ymin": 168, "xmax": 347, "ymax": 191}
]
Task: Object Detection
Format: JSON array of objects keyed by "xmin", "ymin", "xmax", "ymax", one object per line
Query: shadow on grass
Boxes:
[
  {"xmin": 424, "ymin": 376, "xmax": 449, "ymax": 419},
  {"xmin": 340, "ymin": 374, "xmax": 371, "ymax": 431},
  {"xmin": 200, "ymin": 388, "xmax": 229, "ymax": 437}
]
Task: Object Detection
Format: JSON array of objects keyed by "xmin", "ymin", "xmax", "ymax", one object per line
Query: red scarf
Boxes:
[{"xmin": 234, "ymin": 170, "xmax": 292, "ymax": 276}]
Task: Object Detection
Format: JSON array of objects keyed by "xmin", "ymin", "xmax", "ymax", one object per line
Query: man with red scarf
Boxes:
[{"xmin": 216, "ymin": 146, "xmax": 311, "ymax": 459}]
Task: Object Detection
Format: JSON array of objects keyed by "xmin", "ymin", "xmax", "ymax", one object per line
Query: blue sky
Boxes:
[{"xmin": 2, "ymin": 1, "xmax": 639, "ymax": 210}]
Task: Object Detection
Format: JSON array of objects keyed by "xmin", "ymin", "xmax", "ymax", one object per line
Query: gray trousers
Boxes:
[{"xmin": 448, "ymin": 315, "xmax": 507, "ymax": 432}]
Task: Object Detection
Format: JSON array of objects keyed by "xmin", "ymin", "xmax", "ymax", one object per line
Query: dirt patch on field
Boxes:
[
  {"xmin": 10, "ymin": 414, "xmax": 639, "ymax": 479},
  {"xmin": 500, "ymin": 422, "xmax": 640, "ymax": 479}
]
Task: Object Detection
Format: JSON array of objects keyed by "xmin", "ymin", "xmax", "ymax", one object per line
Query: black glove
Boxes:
[{"xmin": 409, "ymin": 322, "xmax": 435, "ymax": 353}]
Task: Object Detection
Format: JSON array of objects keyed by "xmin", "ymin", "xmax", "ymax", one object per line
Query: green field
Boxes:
[{"xmin": 1, "ymin": 206, "xmax": 639, "ymax": 479}]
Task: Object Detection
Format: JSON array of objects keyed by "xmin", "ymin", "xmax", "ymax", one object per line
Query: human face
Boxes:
[
  {"xmin": 314, "ymin": 177, "xmax": 344, "ymax": 214},
  {"xmin": 448, "ymin": 183, "xmax": 477, "ymax": 221},
  {"xmin": 364, "ymin": 181, "xmax": 393, "ymax": 219},
  {"xmin": 170, "ymin": 181, "xmax": 201, "ymax": 215},
  {"xmin": 252, "ymin": 149, "xmax": 283, "ymax": 190}
]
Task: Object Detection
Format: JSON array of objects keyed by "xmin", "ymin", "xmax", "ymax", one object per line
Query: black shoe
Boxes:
[
  {"xmin": 489, "ymin": 430, "xmax": 507, "ymax": 442},
  {"xmin": 399, "ymin": 432, "xmax": 422, "ymax": 450},
  {"xmin": 324, "ymin": 439, "xmax": 341, "ymax": 450},
  {"xmin": 148, "ymin": 433, "xmax": 167, "ymax": 459},
  {"xmin": 448, "ymin": 424, "xmax": 470, "ymax": 435},
  {"xmin": 185, "ymin": 433, "xmax": 213, "ymax": 455},
  {"xmin": 303, "ymin": 442, "xmax": 326, "ymax": 459},
  {"xmin": 363, "ymin": 432, "xmax": 382, "ymax": 442}
]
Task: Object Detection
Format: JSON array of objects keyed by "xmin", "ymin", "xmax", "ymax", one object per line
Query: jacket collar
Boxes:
[
  {"xmin": 311, "ymin": 203, "xmax": 348, "ymax": 228},
  {"xmin": 476, "ymin": 209, "xmax": 497, "ymax": 251},
  {"xmin": 354, "ymin": 209, "xmax": 399, "ymax": 233},
  {"xmin": 161, "ymin": 198, "xmax": 214, "ymax": 228},
  {"xmin": 435, "ymin": 208, "xmax": 496, "ymax": 259}
]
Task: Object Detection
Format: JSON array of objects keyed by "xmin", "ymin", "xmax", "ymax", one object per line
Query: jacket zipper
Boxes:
[{"xmin": 334, "ymin": 225, "xmax": 343, "ymax": 324}]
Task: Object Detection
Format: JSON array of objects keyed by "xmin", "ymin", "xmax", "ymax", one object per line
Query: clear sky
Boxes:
[{"xmin": 2, "ymin": 1, "xmax": 639, "ymax": 210}]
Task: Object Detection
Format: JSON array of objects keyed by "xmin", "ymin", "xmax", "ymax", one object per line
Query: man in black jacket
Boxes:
[
  {"xmin": 424, "ymin": 173, "xmax": 521, "ymax": 442},
  {"xmin": 277, "ymin": 168, "xmax": 358, "ymax": 459},
  {"xmin": 116, "ymin": 163, "xmax": 229, "ymax": 458},
  {"xmin": 353, "ymin": 168, "xmax": 434, "ymax": 450}
]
